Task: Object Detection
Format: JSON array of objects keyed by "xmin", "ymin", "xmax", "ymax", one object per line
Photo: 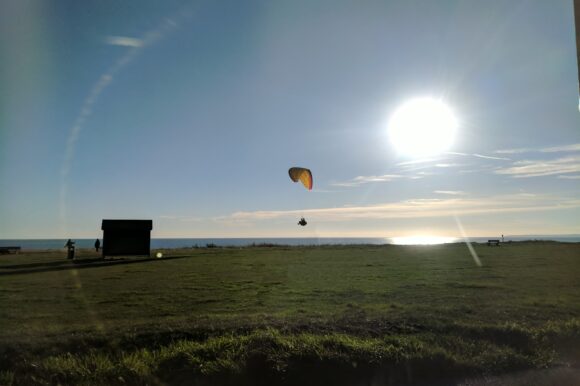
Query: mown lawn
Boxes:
[{"xmin": 1, "ymin": 242, "xmax": 579, "ymax": 385}]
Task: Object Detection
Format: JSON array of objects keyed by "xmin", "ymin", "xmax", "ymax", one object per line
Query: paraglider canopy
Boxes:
[{"xmin": 288, "ymin": 167, "xmax": 313, "ymax": 190}]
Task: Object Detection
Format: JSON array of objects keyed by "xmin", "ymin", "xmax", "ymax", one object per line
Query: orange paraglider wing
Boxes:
[{"xmin": 288, "ymin": 167, "xmax": 313, "ymax": 190}]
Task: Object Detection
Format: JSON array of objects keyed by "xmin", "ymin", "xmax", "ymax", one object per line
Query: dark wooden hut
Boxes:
[{"xmin": 101, "ymin": 220, "xmax": 152, "ymax": 257}]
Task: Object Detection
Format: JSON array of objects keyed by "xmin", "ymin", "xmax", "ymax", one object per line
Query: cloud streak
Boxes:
[
  {"xmin": 105, "ymin": 36, "xmax": 144, "ymax": 47},
  {"xmin": 494, "ymin": 148, "xmax": 534, "ymax": 154},
  {"xmin": 434, "ymin": 190, "xmax": 467, "ymax": 195},
  {"xmin": 540, "ymin": 143, "xmax": 580, "ymax": 153},
  {"xmin": 494, "ymin": 156, "xmax": 580, "ymax": 178},
  {"xmin": 397, "ymin": 157, "xmax": 442, "ymax": 166},
  {"xmin": 215, "ymin": 193, "xmax": 580, "ymax": 223},
  {"xmin": 159, "ymin": 215, "xmax": 203, "ymax": 222},
  {"xmin": 59, "ymin": 7, "xmax": 194, "ymax": 234},
  {"xmin": 495, "ymin": 143, "xmax": 580, "ymax": 155},
  {"xmin": 446, "ymin": 151, "xmax": 511, "ymax": 161},
  {"xmin": 336, "ymin": 150, "xmax": 513, "ymax": 189},
  {"xmin": 331, "ymin": 174, "xmax": 403, "ymax": 187},
  {"xmin": 472, "ymin": 153, "xmax": 511, "ymax": 161}
]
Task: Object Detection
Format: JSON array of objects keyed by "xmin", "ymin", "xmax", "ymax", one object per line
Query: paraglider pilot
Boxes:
[{"xmin": 298, "ymin": 217, "xmax": 307, "ymax": 226}]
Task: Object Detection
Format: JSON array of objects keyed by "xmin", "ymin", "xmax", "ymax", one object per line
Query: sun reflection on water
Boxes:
[{"xmin": 390, "ymin": 236, "xmax": 458, "ymax": 245}]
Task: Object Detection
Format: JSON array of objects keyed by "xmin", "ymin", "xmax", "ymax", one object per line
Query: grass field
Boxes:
[{"xmin": 1, "ymin": 242, "xmax": 579, "ymax": 385}]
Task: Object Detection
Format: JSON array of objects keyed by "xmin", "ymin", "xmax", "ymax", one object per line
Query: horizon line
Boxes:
[{"xmin": 2, "ymin": 234, "xmax": 580, "ymax": 241}]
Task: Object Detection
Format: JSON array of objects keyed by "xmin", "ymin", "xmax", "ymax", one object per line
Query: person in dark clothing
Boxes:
[
  {"xmin": 94, "ymin": 239, "xmax": 101, "ymax": 253},
  {"xmin": 298, "ymin": 217, "xmax": 307, "ymax": 226},
  {"xmin": 65, "ymin": 239, "xmax": 75, "ymax": 260}
]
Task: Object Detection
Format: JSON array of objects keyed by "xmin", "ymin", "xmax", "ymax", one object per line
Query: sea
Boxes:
[{"xmin": 1, "ymin": 236, "xmax": 579, "ymax": 250}]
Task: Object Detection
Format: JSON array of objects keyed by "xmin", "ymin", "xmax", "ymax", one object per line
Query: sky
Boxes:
[{"xmin": 1, "ymin": 0, "xmax": 579, "ymax": 239}]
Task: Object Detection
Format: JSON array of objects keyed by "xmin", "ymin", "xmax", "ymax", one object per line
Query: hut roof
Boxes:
[{"xmin": 101, "ymin": 219, "xmax": 153, "ymax": 231}]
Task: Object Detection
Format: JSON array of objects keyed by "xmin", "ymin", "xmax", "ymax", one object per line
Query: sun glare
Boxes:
[
  {"xmin": 388, "ymin": 97, "xmax": 458, "ymax": 157},
  {"xmin": 390, "ymin": 236, "xmax": 458, "ymax": 245}
]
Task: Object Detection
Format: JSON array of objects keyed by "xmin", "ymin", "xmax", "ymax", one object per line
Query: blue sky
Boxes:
[{"xmin": 1, "ymin": 0, "xmax": 579, "ymax": 239}]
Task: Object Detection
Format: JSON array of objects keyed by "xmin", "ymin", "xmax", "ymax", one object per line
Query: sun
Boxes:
[{"xmin": 388, "ymin": 97, "xmax": 458, "ymax": 157}]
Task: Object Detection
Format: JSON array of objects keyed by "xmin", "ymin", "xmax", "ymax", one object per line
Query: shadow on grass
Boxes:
[
  {"xmin": 150, "ymin": 352, "xmax": 473, "ymax": 386},
  {"xmin": 0, "ymin": 257, "xmax": 106, "ymax": 270},
  {"xmin": 4, "ymin": 319, "xmax": 579, "ymax": 386},
  {"xmin": 0, "ymin": 255, "xmax": 190, "ymax": 277}
]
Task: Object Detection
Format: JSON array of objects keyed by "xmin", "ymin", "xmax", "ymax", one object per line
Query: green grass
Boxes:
[{"xmin": 1, "ymin": 242, "xmax": 579, "ymax": 384}]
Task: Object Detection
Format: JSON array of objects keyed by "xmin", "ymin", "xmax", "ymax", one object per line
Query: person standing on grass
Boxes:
[
  {"xmin": 94, "ymin": 238, "xmax": 101, "ymax": 253},
  {"xmin": 65, "ymin": 239, "xmax": 75, "ymax": 260}
]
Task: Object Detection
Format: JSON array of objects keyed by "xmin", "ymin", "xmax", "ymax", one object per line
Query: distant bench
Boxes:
[
  {"xmin": 0, "ymin": 246, "xmax": 21, "ymax": 254},
  {"xmin": 487, "ymin": 240, "xmax": 500, "ymax": 246}
]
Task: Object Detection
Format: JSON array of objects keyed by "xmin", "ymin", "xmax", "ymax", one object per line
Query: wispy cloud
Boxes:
[
  {"xmin": 434, "ymin": 190, "xmax": 467, "ymax": 195},
  {"xmin": 331, "ymin": 174, "xmax": 403, "ymax": 187},
  {"xmin": 495, "ymin": 143, "xmax": 580, "ymax": 155},
  {"xmin": 472, "ymin": 153, "xmax": 511, "ymax": 161},
  {"xmin": 494, "ymin": 148, "xmax": 534, "ymax": 154},
  {"xmin": 494, "ymin": 156, "xmax": 580, "ymax": 178},
  {"xmin": 446, "ymin": 151, "xmax": 510, "ymax": 161},
  {"xmin": 105, "ymin": 36, "xmax": 144, "ymax": 48},
  {"xmin": 59, "ymin": 9, "xmax": 194, "ymax": 234},
  {"xmin": 159, "ymin": 215, "xmax": 203, "ymax": 222},
  {"xmin": 557, "ymin": 175, "xmax": 580, "ymax": 180},
  {"xmin": 337, "ymin": 146, "xmax": 574, "ymax": 190},
  {"xmin": 397, "ymin": 157, "xmax": 442, "ymax": 166},
  {"xmin": 338, "ymin": 150, "xmax": 511, "ymax": 189},
  {"xmin": 397, "ymin": 152, "xmax": 510, "ymax": 166},
  {"xmin": 540, "ymin": 144, "xmax": 580, "ymax": 153},
  {"xmin": 215, "ymin": 193, "xmax": 580, "ymax": 223}
]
